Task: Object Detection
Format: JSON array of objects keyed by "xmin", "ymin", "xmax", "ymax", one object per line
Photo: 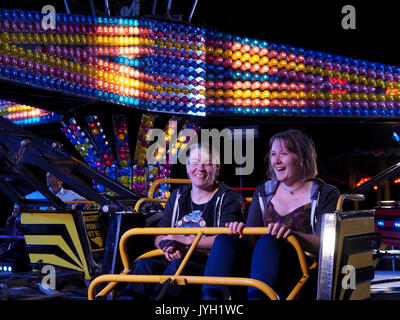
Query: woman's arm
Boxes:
[
  {"xmin": 291, "ymin": 231, "xmax": 320, "ymax": 255},
  {"xmin": 158, "ymin": 234, "xmax": 217, "ymax": 250}
]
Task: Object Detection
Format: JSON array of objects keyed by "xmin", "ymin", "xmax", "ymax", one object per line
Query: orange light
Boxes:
[
  {"xmin": 355, "ymin": 177, "xmax": 371, "ymax": 187},
  {"xmin": 386, "ymin": 87, "xmax": 400, "ymax": 96},
  {"xmin": 373, "ymin": 185, "xmax": 378, "ymax": 190}
]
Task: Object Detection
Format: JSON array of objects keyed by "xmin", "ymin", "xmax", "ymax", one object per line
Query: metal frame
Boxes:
[
  {"xmin": 317, "ymin": 193, "xmax": 377, "ymax": 300},
  {"xmin": 147, "ymin": 178, "xmax": 190, "ymax": 199},
  {"xmin": 133, "ymin": 178, "xmax": 190, "ymax": 212},
  {"xmin": 317, "ymin": 213, "xmax": 338, "ymax": 300},
  {"xmin": 0, "ymin": 116, "xmax": 140, "ymax": 212},
  {"xmin": 88, "ymin": 227, "xmax": 315, "ymax": 300}
]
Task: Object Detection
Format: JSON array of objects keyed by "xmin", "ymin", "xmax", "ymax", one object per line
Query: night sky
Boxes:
[{"xmin": 3, "ymin": 0, "xmax": 400, "ymax": 65}]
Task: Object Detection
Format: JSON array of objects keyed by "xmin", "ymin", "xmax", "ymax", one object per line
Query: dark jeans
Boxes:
[
  {"xmin": 202, "ymin": 234, "xmax": 301, "ymax": 300},
  {"xmin": 119, "ymin": 257, "xmax": 205, "ymax": 300},
  {"xmin": 202, "ymin": 234, "xmax": 252, "ymax": 300}
]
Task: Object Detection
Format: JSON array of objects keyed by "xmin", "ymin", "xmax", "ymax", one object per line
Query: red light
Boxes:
[{"xmin": 356, "ymin": 177, "xmax": 371, "ymax": 187}]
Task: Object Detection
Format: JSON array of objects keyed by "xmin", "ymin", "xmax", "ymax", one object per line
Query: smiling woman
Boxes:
[
  {"xmin": 202, "ymin": 129, "xmax": 340, "ymax": 300},
  {"xmin": 118, "ymin": 143, "xmax": 245, "ymax": 300},
  {"xmin": 186, "ymin": 143, "xmax": 220, "ymax": 191}
]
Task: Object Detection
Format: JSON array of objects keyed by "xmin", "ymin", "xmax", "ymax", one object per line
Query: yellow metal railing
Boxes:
[
  {"xmin": 88, "ymin": 227, "xmax": 314, "ymax": 300},
  {"xmin": 147, "ymin": 178, "xmax": 190, "ymax": 199},
  {"xmin": 133, "ymin": 198, "xmax": 167, "ymax": 213},
  {"xmin": 132, "ymin": 178, "xmax": 191, "ymax": 213},
  {"xmin": 336, "ymin": 193, "xmax": 365, "ymax": 212}
]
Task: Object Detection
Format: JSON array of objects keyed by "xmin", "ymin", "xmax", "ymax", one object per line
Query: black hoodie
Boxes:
[
  {"xmin": 158, "ymin": 182, "xmax": 245, "ymax": 228},
  {"xmin": 247, "ymin": 178, "xmax": 340, "ymax": 235}
]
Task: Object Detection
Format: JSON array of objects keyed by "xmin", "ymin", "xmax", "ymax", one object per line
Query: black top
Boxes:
[
  {"xmin": 264, "ymin": 201, "xmax": 312, "ymax": 234},
  {"xmin": 247, "ymin": 178, "xmax": 340, "ymax": 235},
  {"xmin": 158, "ymin": 182, "xmax": 245, "ymax": 228}
]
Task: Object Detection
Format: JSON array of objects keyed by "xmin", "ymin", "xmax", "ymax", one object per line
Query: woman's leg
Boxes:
[
  {"xmin": 152, "ymin": 258, "xmax": 206, "ymax": 300},
  {"xmin": 202, "ymin": 234, "xmax": 251, "ymax": 300},
  {"xmin": 118, "ymin": 257, "xmax": 169, "ymax": 300},
  {"xmin": 248, "ymin": 234, "xmax": 281, "ymax": 300},
  {"xmin": 248, "ymin": 234, "xmax": 302, "ymax": 300}
]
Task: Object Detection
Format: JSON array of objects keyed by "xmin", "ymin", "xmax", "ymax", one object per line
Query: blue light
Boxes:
[
  {"xmin": 393, "ymin": 132, "xmax": 400, "ymax": 143},
  {"xmin": 377, "ymin": 221, "xmax": 384, "ymax": 226},
  {"xmin": 394, "ymin": 221, "xmax": 400, "ymax": 228}
]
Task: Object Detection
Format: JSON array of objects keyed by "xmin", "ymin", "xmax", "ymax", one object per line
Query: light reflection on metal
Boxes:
[
  {"xmin": 89, "ymin": 0, "xmax": 96, "ymax": 16},
  {"xmin": 152, "ymin": 0, "xmax": 157, "ymax": 15},
  {"xmin": 188, "ymin": 0, "xmax": 199, "ymax": 23},
  {"xmin": 104, "ymin": 0, "xmax": 110, "ymax": 16},
  {"xmin": 64, "ymin": 0, "xmax": 71, "ymax": 14},
  {"xmin": 317, "ymin": 213, "xmax": 337, "ymax": 300}
]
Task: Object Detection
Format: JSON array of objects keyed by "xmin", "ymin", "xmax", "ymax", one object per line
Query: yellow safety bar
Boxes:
[
  {"xmin": 132, "ymin": 178, "xmax": 191, "ymax": 213},
  {"xmin": 336, "ymin": 193, "xmax": 365, "ymax": 212},
  {"xmin": 134, "ymin": 198, "xmax": 167, "ymax": 213},
  {"xmin": 147, "ymin": 178, "xmax": 190, "ymax": 199},
  {"xmin": 64, "ymin": 200, "xmax": 97, "ymax": 206},
  {"xmin": 88, "ymin": 227, "xmax": 314, "ymax": 300}
]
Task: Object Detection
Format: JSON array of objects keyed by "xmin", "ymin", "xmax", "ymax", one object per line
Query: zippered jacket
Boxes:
[
  {"xmin": 158, "ymin": 182, "xmax": 245, "ymax": 228},
  {"xmin": 247, "ymin": 178, "xmax": 340, "ymax": 234}
]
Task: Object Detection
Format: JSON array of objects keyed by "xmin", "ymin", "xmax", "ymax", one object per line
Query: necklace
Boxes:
[
  {"xmin": 280, "ymin": 182, "xmax": 305, "ymax": 195},
  {"xmin": 191, "ymin": 190, "xmax": 215, "ymax": 213}
]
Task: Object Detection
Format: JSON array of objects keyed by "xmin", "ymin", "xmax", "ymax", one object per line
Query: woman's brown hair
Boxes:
[{"xmin": 266, "ymin": 129, "xmax": 318, "ymax": 180}]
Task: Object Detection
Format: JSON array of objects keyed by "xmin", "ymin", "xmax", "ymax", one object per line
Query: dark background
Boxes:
[
  {"xmin": 2, "ymin": 0, "xmax": 400, "ymax": 65},
  {"xmin": 2, "ymin": 0, "xmax": 400, "ymax": 225}
]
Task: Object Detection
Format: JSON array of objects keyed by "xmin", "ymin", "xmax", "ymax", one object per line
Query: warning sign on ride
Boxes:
[{"xmin": 83, "ymin": 211, "xmax": 106, "ymax": 252}]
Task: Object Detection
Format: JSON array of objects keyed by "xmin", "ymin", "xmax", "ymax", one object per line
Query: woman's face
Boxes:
[
  {"xmin": 270, "ymin": 139, "xmax": 302, "ymax": 185},
  {"xmin": 186, "ymin": 148, "xmax": 219, "ymax": 190}
]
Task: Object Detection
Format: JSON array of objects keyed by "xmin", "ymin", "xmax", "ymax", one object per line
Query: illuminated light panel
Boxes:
[
  {"xmin": 0, "ymin": 9, "xmax": 400, "ymax": 117},
  {"xmin": 0, "ymin": 100, "xmax": 60, "ymax": 125}
]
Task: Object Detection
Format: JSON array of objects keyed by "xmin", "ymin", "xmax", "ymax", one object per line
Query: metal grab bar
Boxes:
[
  {"xmin": 147, "ymin": 178, "xmax": 190, "ymax": 199},
  {"xmin": 88, "ymin": 227, "xmax": 313, "ymax": 300},
  {"xmin": 88, "ymin": 275, "xmax": 280, "ymax": 300},
  {"xmin": 64, "ymin": 200, "xmax": 97, "ymax": 205},
  {"xmin": 133, "ymin": 198, "xmax": 167, "ymax": 213},
  {"xmin": 131, "ymin": 178, "xmax": 190, "ymax": 212},
  {"xmin": 336, "ymin": 193, "xmax": 365, "ymax": 212}
]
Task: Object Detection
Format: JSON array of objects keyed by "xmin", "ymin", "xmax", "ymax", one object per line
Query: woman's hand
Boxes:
[
  {"xmin": 225, "ymin": 221, "xmax": 246, "ymax": 238},
  {"xmin": 160, "ymin": 234, "xmax": 194, "ymax": 246},
  {"xmin": 266, "ymin": 221, "xmax": 292, "ymax": 239},
  {"xmin": 162, "ymin": 245, "xmax": 183, "ymax": 262},
  {"xmin": 158, "ymin": 235, "xmax": 192, "ymax": 262}
]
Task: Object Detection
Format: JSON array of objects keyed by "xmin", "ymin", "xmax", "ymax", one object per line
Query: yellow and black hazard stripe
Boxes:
[{"xmin": 20, "ymin": 212, "xmax": 94, "ymax": 280}]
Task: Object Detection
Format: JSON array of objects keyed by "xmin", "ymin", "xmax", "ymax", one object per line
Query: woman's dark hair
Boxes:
[{"xmin": 266, "ymin": 129, "xmax": 318, "ymax": 180}]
